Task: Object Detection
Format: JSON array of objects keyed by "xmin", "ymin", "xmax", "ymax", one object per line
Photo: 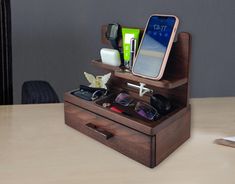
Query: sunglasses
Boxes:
[{"xmin": 114, "ymin": 93, "xmax": 160, "ymax": 120}]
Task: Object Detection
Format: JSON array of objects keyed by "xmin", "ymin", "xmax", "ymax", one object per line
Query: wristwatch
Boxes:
[{"xmin": 106, "ymin": 23, "xmax": 120, "ymax": 50}]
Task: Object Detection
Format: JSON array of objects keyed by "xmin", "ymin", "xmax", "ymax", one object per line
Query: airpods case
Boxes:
[{"xmin": 100, "ymin": 48, "xmax": 121, "ymax": 66}]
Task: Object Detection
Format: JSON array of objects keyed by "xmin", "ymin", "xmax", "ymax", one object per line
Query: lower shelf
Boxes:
[{"xmin": 64, "ymin": 91, "xmax": 188, "ymax": 135}]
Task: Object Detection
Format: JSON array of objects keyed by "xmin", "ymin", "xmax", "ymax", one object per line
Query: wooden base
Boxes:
[{"xmin": 64, "ymin": 93, "xmax": 190, "ymax": 168}]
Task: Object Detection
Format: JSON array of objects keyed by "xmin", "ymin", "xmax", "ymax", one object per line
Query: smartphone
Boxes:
[{"xmin": 132, "ymin": 14, "xmax": 179, "ymax": 80}]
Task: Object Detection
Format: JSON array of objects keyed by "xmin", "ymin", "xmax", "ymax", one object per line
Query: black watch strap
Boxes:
[
  {"xmin": 110, "ymin": 39, "xmax": 119, "ymax": 50},
  {"xmin": 106, "ymin": 23, "xmax": 120, "ymax": 50}
]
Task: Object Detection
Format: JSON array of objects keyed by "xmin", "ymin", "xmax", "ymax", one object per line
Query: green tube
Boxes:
[{"xmin": 122, "ymin": 28, "xmax": 140, "ymax": 63}]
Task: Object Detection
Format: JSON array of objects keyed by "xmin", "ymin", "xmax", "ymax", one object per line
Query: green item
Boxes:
[{"xmin": 122, "ymin": 28, "xmax": 140, "ymax": 63}]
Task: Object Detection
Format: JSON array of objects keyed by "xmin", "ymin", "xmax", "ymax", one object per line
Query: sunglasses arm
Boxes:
[{"xmin": 127, "ymin": 82, "xmax": 153, "ymax": 97}]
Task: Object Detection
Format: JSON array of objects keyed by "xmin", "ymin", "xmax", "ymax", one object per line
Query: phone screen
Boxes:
[{"xmin": 133, "ymin": 15, "xmax": 176, "ymax": 78}]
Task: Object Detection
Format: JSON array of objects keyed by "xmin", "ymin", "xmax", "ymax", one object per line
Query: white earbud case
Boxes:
[{"xmin": 100, "ymin": 48, "xmax": 121, "ymax": 66}]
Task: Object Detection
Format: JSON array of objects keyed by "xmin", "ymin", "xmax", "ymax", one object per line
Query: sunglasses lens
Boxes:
[
  {"xmin": 135, "ymin": 102, "xmax": 158, "ymax": 120},
  {"xmin": 115, "ymin": 93, "xmax": 134, "ymax": 106}
]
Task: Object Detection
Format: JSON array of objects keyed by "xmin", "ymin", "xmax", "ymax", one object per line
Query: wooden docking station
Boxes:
[{"xmin": 64, "ymin": 25, "xmax": 191, "ymax": 168}]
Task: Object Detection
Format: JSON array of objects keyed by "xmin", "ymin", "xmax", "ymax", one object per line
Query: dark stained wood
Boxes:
[
  {"xmin": 65, "ymin": 91, "xmax": 153, "ymax": 135},
  {"xmin": 86, "ymin": 123, "xmax": 113, "ymax": 139},
  {"xmin": 64, "ymin": 91, "xmax": 188, "ymax": 136},
  {"xmin": 165, "ymin": 32, "xmax": 191, "ymax": 79},
  {"xmin": 91, "ymin": 59, "xmax": 119, "ymax": 72},
  {"xmin": 150, "ymin": 135, "xmax": 156, "ymax": 168},
  {"xmin": 101, "ymin": 25, "xmax": 111, "ymax": 46},
  {"xmin": 164, "ymin": 32, "xmax": 191, "ymax": 106},
  {"xmin": 64, "ymin": 25, "xmax": 191, "ymax": 168},
  {"xmin": 91, "ymin": 58, "xmax": 188, "ymax": 89},
  {"xmin": 155, "ymin": 107, "xmax": 191, "ymax": 165},
  {"xmin": 64, "ymin": 100, "xmax": 190, "ymax": 168},
  {"xmin": 64, "ymin": 102, "xmax": 154, "ymax": 167},
  {"xmin": 114, "ymin": 70, "xmax": 188, "ymax": 89},
  {"xmin": 214, "ymin": 139, "xmax": 235, "ymax": 148}
]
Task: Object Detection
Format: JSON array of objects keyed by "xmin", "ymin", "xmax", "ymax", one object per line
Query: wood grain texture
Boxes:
[
  {"xmin": 64, "ymin": 102, "xmax": 155, "ymax": 167},
  {"xmin": 91, "ymin": 57, "xmax": 188, "ymax": 89},
  {"xmin": 155, "ymin": 108, "xmax": 191, "ymax": 165},
  {"xmin": 165, "ymin": 32, "xmax": 191, "ymax": 79},
  {"xmin": 64, "ymin": 95, "xmax": 191, "ymax": 167},
  {"xmin": 164, "ymin": 32, "xmax": 191, "ymax": 106},
  {"xmin": 214, "ymin": 139, "xmax": 235, "ymax": 148},
  {"xmin": 91, "ymin": 59, "xmax": 119, "ymax": 71},
  {"xmin": 64, "ymin": 92, "xmax": 154, "ymax": 135},
  {"xmin": 64, "ymin": 92, "xmax": 188, "ymax": 136},
  {"xmin": 114, "ymin": 70, "xmax": 188, "ymax": 89}
]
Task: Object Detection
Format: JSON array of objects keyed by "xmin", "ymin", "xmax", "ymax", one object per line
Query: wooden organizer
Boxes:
[{"xmin": 64, "ymin": 25, "xmax": 191, "ymax": 168}]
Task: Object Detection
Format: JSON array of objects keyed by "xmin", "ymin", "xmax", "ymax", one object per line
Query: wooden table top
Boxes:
[{"xmin": 0, "ymin": 98, "xmax": 235, "ymax": 184}]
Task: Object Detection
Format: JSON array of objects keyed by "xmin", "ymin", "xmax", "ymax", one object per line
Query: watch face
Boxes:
[
  {"xmin": 107, "ymin": 24, "xmax": 118, "ymax": 40},
  {"xmin": 110, "ymin": 25, "xmax": 118, "ymax": 39}
]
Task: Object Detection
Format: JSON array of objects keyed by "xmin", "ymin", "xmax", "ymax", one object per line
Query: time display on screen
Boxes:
[
  {"xmin": 145, "ymin": 16, "xmax": 176, "ymax": 47},
  {"xmin": 153, "ymin": 24, "xmax": 167, "ymax": 32}
]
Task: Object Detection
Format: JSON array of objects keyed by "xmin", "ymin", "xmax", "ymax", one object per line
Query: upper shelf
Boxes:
[
  {"xmin": 91, "ymin": 59, "xmax": 119, "ymax": 71},
  {"xmin": 91, "ymin": 59, "xmax": 188, "ymax": 89}
]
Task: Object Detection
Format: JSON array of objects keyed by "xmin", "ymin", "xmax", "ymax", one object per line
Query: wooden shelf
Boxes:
[
  {"xmin": 114, "ymin": 70, "xmax": 187, "ymax": 89},
  {"xmin": 91, "ymin": 59, "xmax": 119, "ymax": 71},
  {"xmin": 91, "ymin": 59, "xmax": 187, "ymax": 89}
]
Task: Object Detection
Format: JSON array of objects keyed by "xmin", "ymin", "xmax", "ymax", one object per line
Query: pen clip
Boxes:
[{"xmin": 129, "ymin": 38, "xmax": 137, "ymax": 70}]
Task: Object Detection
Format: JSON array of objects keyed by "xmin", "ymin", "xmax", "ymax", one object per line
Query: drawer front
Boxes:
[{"xmin": 64, "ymin": 102, "xmax": 155, "ymax": 167}]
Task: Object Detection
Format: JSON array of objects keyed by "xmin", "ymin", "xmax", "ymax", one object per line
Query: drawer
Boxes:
[{"xmin": 64, "ymin": 102, "xmax": 155, "ymax": 167}]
